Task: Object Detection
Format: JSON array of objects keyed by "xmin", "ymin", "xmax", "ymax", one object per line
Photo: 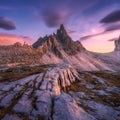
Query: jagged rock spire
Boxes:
[
  {"xmin": 60, "ymin": 24, "xmax": 67, "ymax": 34},
  {"xmin": 57, "ymin": 24, "xmax": 68, "ymax": 37}
]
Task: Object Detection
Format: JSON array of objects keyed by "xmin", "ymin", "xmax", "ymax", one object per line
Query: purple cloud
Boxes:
[
  {"xmin": 107, "ymin": 38, "xmax": 117, "ymax": 42},
  {"xmin": 37, "ymin": 0, "xmax": 98, "ymax": 28},
  {"xmin": 100, "ymin": 10, "xmax": 120, "ymax": 23},
  {"xmin": 80, "ymin": 32, "xmax": 106, "ymax": 40},
  {"xmin": 68, "ymin": 30, "xmax": 77, "ymax": 34},
  {"xmin": 80, "ymin": 9, "xmax": 120, "ymax": 41},
  {"xmin": 105, "ymin": 24, "xmax": 120, "ymax": 31},
  {"xmin": 80, "ymin": 25, "xmax": 120, "ymax": 40},
  {"xmin": 41, "ymin": 8, "xmax": 71, "ymax": 27},
  {"xmin": 0, "ymin": 17, "xmax": 16, "ymax": 30}
]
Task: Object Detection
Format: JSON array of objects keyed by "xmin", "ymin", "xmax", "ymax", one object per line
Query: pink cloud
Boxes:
[
  {"xmin": 107, "ymin": 38, "xmax": 117, "ymax": 42},
  {"xmin": 0, "ymin": 33, "xmax": 33, "ymax": 45},
  {"xmin": 81, "ymin": 30, "xmax": 120, "ymax": 53},
  {"xmin": 68, "ymin": 30, "xmax": 77, "ymax": 34}
]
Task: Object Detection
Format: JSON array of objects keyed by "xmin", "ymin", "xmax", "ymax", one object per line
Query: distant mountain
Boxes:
[{"xmin": 115, "ymin": 36, "xmax": 120, "ymax": 51}]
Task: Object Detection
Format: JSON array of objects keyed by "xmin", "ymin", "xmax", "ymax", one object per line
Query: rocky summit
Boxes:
[
  {"xmin": 0, "ymin": 25, "xmax": 120, "ymax": 120},
  {"xmin": 33, "ymin": 24, "xmax": 85, "ymax": 56}
]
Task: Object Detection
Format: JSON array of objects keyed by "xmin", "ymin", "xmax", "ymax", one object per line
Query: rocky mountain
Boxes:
[
  {"xmin": 0, "ymin": 24, "xmax": 111, "ymax": 71},
  {"xmin": 32, "ymin": 24, "xmax": 110, "ymax": 71},
  {"xmin": 33, "ymin": 24, "xmax": 85, "ymax": 56}
]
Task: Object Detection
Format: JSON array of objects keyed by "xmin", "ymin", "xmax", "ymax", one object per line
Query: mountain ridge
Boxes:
[
  {"xmin": 0, "ymin": 24, "xmax": 112, "ymax": 71},
  {"xmin": 33, "ymin": 24, "xmax": 85, "ymax": 56}
]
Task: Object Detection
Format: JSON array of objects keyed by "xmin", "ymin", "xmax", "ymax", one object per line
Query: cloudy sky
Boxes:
[{"xmin": 0, "ymin": 0, "xmax": 120, "ymax": 52}]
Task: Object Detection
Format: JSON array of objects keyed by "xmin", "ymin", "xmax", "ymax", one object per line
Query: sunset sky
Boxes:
[{"xmin": 0, "ymin": 0, "xmax": 120, "ymax": 53}]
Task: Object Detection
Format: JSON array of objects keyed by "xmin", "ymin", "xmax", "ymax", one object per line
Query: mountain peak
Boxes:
[
  {"xmin": 32, "ymin": 24, "xmax": 85, "ymax": 56},
  {"xmin": 115, "ymin": 36, "xmax": 120, "ymax": 51},
  {"xmin": 60, "ymin": 24, "xmax": 66, "ymax": 32},
  {"xmin": 57, "ymin": 24, "xmax": 68, "ymax": 36}
]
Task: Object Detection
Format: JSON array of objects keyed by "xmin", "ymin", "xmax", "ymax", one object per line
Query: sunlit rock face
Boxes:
[{"xmin": 115, "ymin": 36, "xmax": 120, "ymax": 51}]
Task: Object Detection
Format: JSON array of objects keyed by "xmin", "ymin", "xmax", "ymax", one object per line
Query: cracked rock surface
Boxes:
[{"xmin": 0, "ymin": 65, "xmax": 120, "ymax": 120}]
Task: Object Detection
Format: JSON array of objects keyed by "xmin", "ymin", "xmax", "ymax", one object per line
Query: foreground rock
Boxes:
[
  {"xmin": 0, "ymin": 65, "xmax": 119, "ymax": 120},
  {"xmin": 53, "ymin": 93, "xmax": 96, "ymax": 120}
]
